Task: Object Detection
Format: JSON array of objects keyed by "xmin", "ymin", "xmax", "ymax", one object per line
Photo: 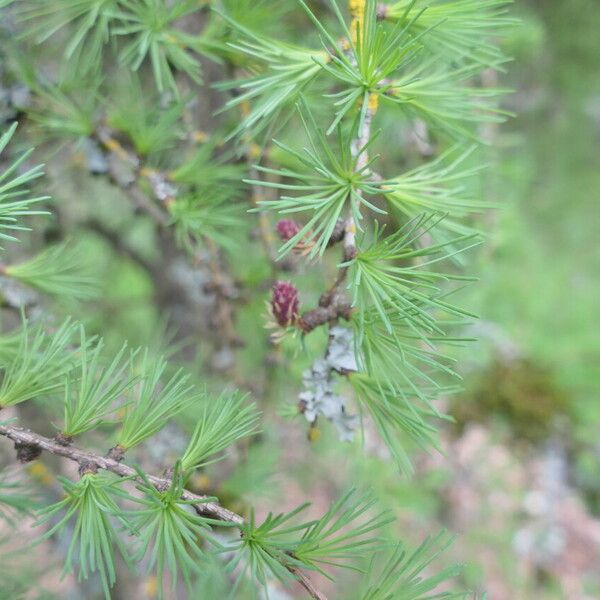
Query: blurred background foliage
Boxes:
[{"xmin": 0, "ymin": 0, "xmax": 599, "ymax": 598}]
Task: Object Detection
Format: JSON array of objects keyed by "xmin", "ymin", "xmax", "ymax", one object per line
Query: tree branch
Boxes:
[
  {"xmin": 288, "ymin": 565, "xmax": 328, "ymax": 600},
  {"xmin": 0, "ymin": 422, "xmax": 328, "ymax": 600},
  {"xmin": 0, "ymin": 422, "xmax": 240, "ymax": 523},
  {"xmin": 93, "ymin": 125, "xmax": 243, "ymax": 371},
  {"xmin": 301, "ymin": 100, "xmax": 374, "ymax": 334},
  {"xmin": 343, "ymin": 99, "xmax": 375, "ymax": 269},
  {"xmin": 298, "ymin": 290, "xmax": 353, "ymax": 334},
  {"xmin": 94, "ymin": 126, "xmax": 172, "ymax": 227}
]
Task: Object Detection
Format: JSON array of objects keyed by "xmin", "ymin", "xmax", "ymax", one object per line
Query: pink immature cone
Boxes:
[
  {"xmin": 271, "ymin": 281, "xmax": 300, "ymax": 327},
  {"xmin": 276, "ymin": 219, "xmax": 300, "ymax": 242}
]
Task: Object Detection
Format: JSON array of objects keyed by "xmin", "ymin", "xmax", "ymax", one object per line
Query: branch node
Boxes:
[
  {"xmin": 54, "ymin": 432, "xmax": 73, "ymax": 446},
  {"xmin": 14, "ymin": 442, "xmax": 41, "ymax": 463},
  {"xmin": 78, "ymin": 461, "xmax": 98, "ymax": 476},
  {"xmin": 298, "ymin": 299, "xmax": 353, "ymax": 334},
  {"xmin": 107, "ymin": 445, "xmax": 126, "ymax": 462}
]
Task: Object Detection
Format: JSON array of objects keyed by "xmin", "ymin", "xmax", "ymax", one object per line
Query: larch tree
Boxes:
[{"xmin": 0, "ymin": 1, "xmax": 513, "ymax": 598}]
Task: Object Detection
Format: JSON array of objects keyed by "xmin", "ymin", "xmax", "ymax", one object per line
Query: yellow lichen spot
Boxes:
[
  {"xmin": 349, "ymin": 0, "xmax": 366, "ymax": 43},
  {"xmin": 28, "ymin": 462, "xmax": 54, "ymax": 486},
  {"xmin": 349, "ymin": 19, "xmax": 359, "ymax": 44},
  {"xmin": 145, "ymin": 575, "xmax": 158, "ymax": 598},
  {"xmin": 308, "ymin": 426, "xmax": 321, "ymax": 442},
  {"xmin": 140, "ymin": 166, "xmax": 157, "ymax": 178},
  {"xmin": 190, "ymin": 472, "xmax": 211, "ymax": 491},
  {"xmin": 103, "ymin": 137, "xmax": 121, "ymax": 153},
  {"xmin": 349, "ymin": 0, "xmax": 366, "ymax": 16},
  {"xmin": 248, "ymin": 142, "xmax": 262, "ymax": 160},
  {"xmin": 368, "ymin": 92, "xmax": 379, "ymax": 113},
  {"xmin": 103, "ymin": 136, "xmax": 131, "ymax": 163},
  {"xmin": 192, "ymin": 130, "xmax": 209, "ymax": 143},
  {"xmin": 240, "ymin": 100, "xmax": 252, "ymax": 118}
]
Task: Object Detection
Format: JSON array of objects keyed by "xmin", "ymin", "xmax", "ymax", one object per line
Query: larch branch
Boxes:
[{"xmin": 0, "ymin": 422, "xmax": 328, "ymax": 600}]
